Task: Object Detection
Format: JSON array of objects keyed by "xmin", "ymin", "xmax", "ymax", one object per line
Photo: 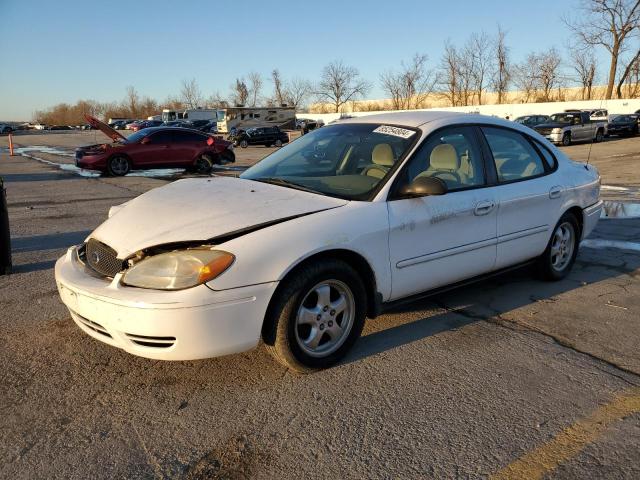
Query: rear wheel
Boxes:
[
  {"xmin": 561, "ymin": 132, "xmax": 572, "ymax": 146},
  {"xmin": 220, "ymin": 149, "xmax": 235, "ymax": 164},
  {"xmin": 194, "ymin": 154, "xmax": 214, "ymax": 174},
  {"xmin": 107, "ymin": 155, "xmax": 130, "ymax": 176},
  {"xmin": 264, "ymin": 259, "xmax": 366, "ymax": 373},
  {"xmin": 595, "ymin": 128, "xmax": 604, "ymax": 143},
  {"xmin": 239, "ymin": 139, "xmax": 248, "ymax": 148},
  {"xmin": 536, "ymin": 212, "xmax": 580, "ymax": 281}
]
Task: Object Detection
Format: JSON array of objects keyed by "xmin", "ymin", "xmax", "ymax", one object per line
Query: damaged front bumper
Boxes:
[{"xmin": 55, "ymin": 246, "xmax": 278, "ymax": 361}]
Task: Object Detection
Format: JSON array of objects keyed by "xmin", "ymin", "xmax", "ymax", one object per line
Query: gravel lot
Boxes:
[{"xmin": 1, "ymin": 131, "xmax": 639, "ymax": 479}]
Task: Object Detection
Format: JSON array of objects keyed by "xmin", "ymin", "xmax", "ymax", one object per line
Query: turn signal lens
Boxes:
[{"xmin": 122, "ymin": 249, "xmax": 234, "ymax": 290}]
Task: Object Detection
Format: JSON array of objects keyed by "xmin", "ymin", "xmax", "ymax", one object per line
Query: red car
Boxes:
[{"xmin": 76, "ymin": 115, "xmax": 235, "ymax": 176}]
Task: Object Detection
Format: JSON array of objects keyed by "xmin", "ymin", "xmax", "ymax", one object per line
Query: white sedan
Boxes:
[{"xmin": 55, "ymin": 112, "xmax": 602, "ymax": 372}]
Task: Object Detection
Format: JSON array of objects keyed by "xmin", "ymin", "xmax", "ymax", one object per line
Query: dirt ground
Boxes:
[{"xmin": 1, "ymin": 130, "xmax": 640, "ymax": 479}]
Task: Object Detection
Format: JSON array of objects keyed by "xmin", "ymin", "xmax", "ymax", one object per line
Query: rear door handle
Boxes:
[
  {"xmin": 474, "ymin": 200, "xmax": 495, "ymax": 216},
  {"xmin": 549, "ymin": 186, "xmax": 563, "ymax": 199}
]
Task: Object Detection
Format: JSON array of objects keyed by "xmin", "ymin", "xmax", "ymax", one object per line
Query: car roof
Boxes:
[
  {"xmin": 139, "ymin": 127, "xmax": 207, "ymax": 134},
  {"xmin": 335, "ymin": 110, "xmax": 535, "ymax": 131}
]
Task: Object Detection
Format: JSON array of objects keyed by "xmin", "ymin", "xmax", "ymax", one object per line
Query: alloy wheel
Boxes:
[
  {"xmin": 550, "ymin": 222, "xmax": 575, "ymax": 272},
  {"xmin": 294, "ymin": 280, "xmax": 355, "ymax": 358}
]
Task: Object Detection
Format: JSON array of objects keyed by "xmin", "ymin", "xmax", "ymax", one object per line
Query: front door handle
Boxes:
[
  {"xmin": 549, "ymin": 186, "xmax": 563, "ymax": 199},
  {"xmin": 474, "ymin": 200, "xmax": 495, "ymax": 216}
]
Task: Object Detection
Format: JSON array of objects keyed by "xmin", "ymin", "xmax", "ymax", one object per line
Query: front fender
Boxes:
[{"xmin": 206, "ymin": 201, "xmax": 393, "ymax": 300}]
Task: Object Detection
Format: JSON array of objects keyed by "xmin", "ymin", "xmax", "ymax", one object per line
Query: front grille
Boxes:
[
  {"xmin": 536, "ymin": 128, "xmax": 553, "ymax": 136},
  {"xmin": 86, "ymin": 238, "xmax": 126, "ymax": 278},
  {"xmin": 125, "ymin": 333, "xmax": 176, "ymax": 349},
  {"xmin": 75, "ymin": 313, "xmax": 112, "ymax": 338}
]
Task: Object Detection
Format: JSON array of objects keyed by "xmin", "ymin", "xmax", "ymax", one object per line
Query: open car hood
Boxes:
[
  {"xmin": 90, "ymin": 176, "xmax": 348, "ymax": 258},
  {"xmin": 84, "ymin": 114, "xmax": 126, "ymax": 142}
]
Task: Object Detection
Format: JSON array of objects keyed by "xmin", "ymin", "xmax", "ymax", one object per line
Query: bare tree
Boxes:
[
  {"xmin": 180, "ymin": 78, "xmax": 203, "ymax": 109},
  {"xmin": 438, "ymin": 41, "xmax": 461, "ymax": 106},
  {"xmin": 538, "ymin": 48, "xmax": 564, "ymax": 101},
  {"xmin": 491, "ymin": 26, "xmax": 511, "ymax": 104},
  {"xmin": 620, "ymin": 53, "xmax": 640, "ymax": 96},
  {"xmin": 316, "ymin": 61, "xmax": 371, "ymax": 113},
  {"xmin": 380, "ymin": 54, "xmax": 437, "ymax": 110},
  {"xmin": 125, "ymin": 86, "xmax": 140, "ymax": 117},
  {"xmin": 514, "ymin": 53, "xmax": 541, "ymax": 102},
  {"xmin": 231, "ymin": 78, "xmax": 249, "ymax": 106},
  {"xmin": 285, "ymin": 77, "xmax": 312, "ymax": 109},
  {"xmin": 206, "ymin": 91, "xmax": 228, "ymax": 108},
  {"xmin": 617, "ymin": 47, "xmax": 640, "ymax": 97},
  {"xmin": 272, "ymin": 69, "xmax": 285, "ymax": 106},
  {"xmin": 571, "ymin": 48, "xmax": 597, "ymax": 99},
  {"xmin": 565, "ymin": 0, "xmax": 640, "ymax": 99},
  {"xmin": 466, "ymin": 32, "xmax": 493, "ymax": 105},
  {"xmin": 247, "ymin": 71, "xmax": 263, "ymax": 107}
]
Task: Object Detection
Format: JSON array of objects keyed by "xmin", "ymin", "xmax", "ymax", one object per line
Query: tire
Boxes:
[
  {"xmin": 239, "ymin": 139, "xmax": 248, "ymax": 148},
  {"xmin": 561, "ymin": 132, "xmax": 571, "ymax": 146},
  {"xmin": 595, "ymin": 129, "xmax": 604, "ymax": 143},
  {"xmin": 107, "ymin": 155, "xmax": 131, "ymax": 176},
  {"xmin": 264, "ymin": 259, "xmax": 367, "ymax": 373},
  {"xmin": 194, "ymin": 154, "xmax": 214, "ymax": 174},
  {"xmin": 275, "ymin": 139, "xmax": 283, "ymax": 147},
  {"xmin": 536, "ymin": 212, "xmax": 580, "ymax": 281},
  {"xmin": 0, "ymin": 179, "xmax": 12, "ymax": 275},
  {"xmin": 220, "ymin": 149, "xmax": 235, "ymax": 163}
]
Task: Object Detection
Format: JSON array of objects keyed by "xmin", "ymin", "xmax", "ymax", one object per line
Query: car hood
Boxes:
[
  {"xmin": 90, "ymin": 176, "xmax": 348, "ymax": 258},
  {"xmin": 534, "ymin": 123, "xmax": 568, "ymax": 130},
  {"xmin": 84, "ymin": 114, "xmax": 126, "ymax": 142}
]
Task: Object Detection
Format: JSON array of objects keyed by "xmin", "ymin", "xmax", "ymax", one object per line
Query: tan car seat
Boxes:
[
  {"xmin": 417, "ymin": 143, "xmax": 464, "ymax": 185},
  {"xmin": 362, "ymin": 143, "xmax": 394, "ymax": 179}
]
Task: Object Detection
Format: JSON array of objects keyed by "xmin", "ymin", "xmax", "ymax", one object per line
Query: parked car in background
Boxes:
[
  {"xmin": 55, "ymin": 111, "xmax": 602, "ymax": 371},
  {"xmin": 75, "ymin": 115, "xmax": 235, "ymax": 176},
  {"xmin": 48, "ymin": 125, "xmax": 73, "ymax": 131},
  {"xmin": 606, "ymin": 114, "xmax": 639, "ymax": 137},
  {"xmin": 534, "ymin": 111, "xmax": 606, "ymax": 146},
  {"xmin": 0, "ymin": 124, "xmax": 13, "ymax": 134},
  {"xmin": 230, "ymin": 126, "xmax": 289, "ymax": 148},
  {"xmin": 111, "ymin": 120, "xmax": 130, "ymax": 130},
  {"xmin": 513, "ymin": 115, "xmax": 550, "ymax": 128},
  {"xmin": 583, "ymin": 109, "xmax": 608, "ymax": 122},
  {"xmin": 130, "ymin": 120, "xmax": 163, "ymax": 132},
  {"xmin": 162, "ymin": 120, "xmax": 193, "ymax": 128},
  {"xmin": 0, "ymin": 175, "xmax": 11, "ymax": 275}
]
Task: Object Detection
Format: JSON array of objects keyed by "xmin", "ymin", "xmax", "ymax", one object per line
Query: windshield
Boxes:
[
  {"xmin": 514, "ymin": 116, "xmax": 531, "ymax": 124},
  {"xmin": 240, "ymin": 123, "xmax": 418, "ymax": 200},
  {"xmin": 549, "ymin": 113, "xmax": 578, "ymax": 124}
]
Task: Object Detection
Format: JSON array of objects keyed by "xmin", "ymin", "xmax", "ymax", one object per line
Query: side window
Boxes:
[
  {"xmin": 173, "ymin": 131, "xmax": 205, "ymax": 142},
  {"xmin": 149, "ymin": 131, "xmax": 172, "ymax": 144},
  {"xmin": 533, "ymin": 140, "xmax": 557, "ymax": 170},
  {"xmin": 481, "ymin": 127, "xmax": 546, "ymax": 182},
  {"xmin": 401, "ymin": 126, "xmax": 485, "ymax": 191}
]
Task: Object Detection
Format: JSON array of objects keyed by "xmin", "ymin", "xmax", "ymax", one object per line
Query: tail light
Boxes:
[{"xmin": 207, "ymin": 137, "xmax": 215, "ymax": 146}]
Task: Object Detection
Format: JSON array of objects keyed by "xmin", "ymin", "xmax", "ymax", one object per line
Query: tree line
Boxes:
[{"xmin": 34, "ymin": 0, "xmax": 639, "ymax": 125}]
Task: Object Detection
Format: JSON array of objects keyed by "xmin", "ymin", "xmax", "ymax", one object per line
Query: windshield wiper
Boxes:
[{"xmin": 252, "ymin": 177, "xmax": 327, "ymax": 196}]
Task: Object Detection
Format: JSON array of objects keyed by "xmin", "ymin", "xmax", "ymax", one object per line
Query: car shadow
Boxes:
[
  {"xmin": 12, "ymin": 230, "xmax": 91, "ymax": 253},
  {"xmin": 2, "ymin": 172, "xmax": 77, "ymax": 182},
  {"xmin": 344, "ymin": 248, "xmax": 640, "ymax": 366},
  {"xmin": 11, "ymin": 259, "xmax": 57, "ymax": 274}
]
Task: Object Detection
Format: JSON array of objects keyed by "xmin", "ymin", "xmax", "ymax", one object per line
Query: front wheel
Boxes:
[
  {"xmin": 275, "ymin": 139, "xmax": 283, "ymax": 147},
  {"xmin": 107, "ymin": 155, "xmax": 131, "ymax": 176},
  {"xmin": 239, "ymin": 139, "xmax": 248, "ymax": 148},
  {"xmin": 561, "ymin": 132, "xmax": 572, "ymax": 146},
  {"xmin": 536, "ymin": 212, "xmax": 580, "ymax": 281},
  {"xmin": 264, "ymin": 259, "xmax": 367, "ymax": 373}
]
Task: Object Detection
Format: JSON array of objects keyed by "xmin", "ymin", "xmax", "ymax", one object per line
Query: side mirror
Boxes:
[
  {"xmin": 398, "ymin": 176, "xmax": 448, "ymax": 198},
  {"xmin": 140, "ymin": 136, "xmax": 151, "ymax": 144}
]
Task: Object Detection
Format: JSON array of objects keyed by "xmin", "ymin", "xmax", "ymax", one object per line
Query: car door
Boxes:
[
  {"xmin": 170, "ymin": 130, "xmax": 203, "ymax": 167},
  {"xmin": 479, "ymin": 126, "xmax": 563, "ymax": 269},
  {"xmin": 387, "ymin": 126, "xmax": 498, "ymax": 300},
  {"xmin": 135, "ymin": 130, "xmax": 174, "ymax": 167}
]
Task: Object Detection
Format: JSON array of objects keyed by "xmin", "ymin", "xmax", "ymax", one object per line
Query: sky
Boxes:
[{"xmin": 0, "ymin": 0, "xmax": 596, "ymax": 121}]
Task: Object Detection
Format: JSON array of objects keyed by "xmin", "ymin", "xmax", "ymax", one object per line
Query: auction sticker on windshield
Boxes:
[{"xmin": 372, "ymin": 125, "xmax": 415, "ymax": 139}]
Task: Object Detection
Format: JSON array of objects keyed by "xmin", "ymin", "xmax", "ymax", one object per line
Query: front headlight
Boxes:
[{"xmin": 122, "ymin": 249, "xmax": 234, "ymax": 290}]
